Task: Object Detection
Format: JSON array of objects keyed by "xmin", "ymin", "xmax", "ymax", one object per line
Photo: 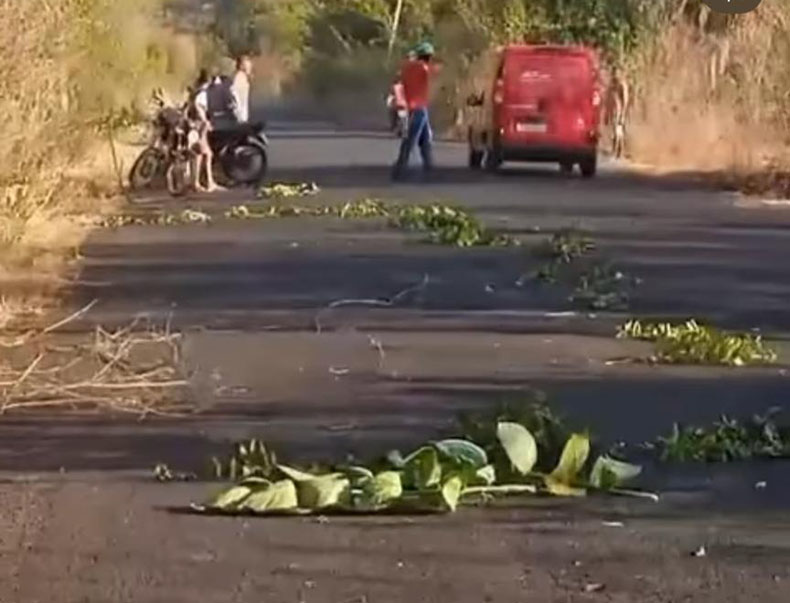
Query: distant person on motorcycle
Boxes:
[
  {"xmin": 189, "ymin": 69, "xmax": 220, "ymax": 192},
  {"xmin": 386, "ymin": 76, "xmax": 407, "ymax": 137},
  {"xmin": 391, "ymin": 42, "xmax": 440, "ymax": 181},
  {"xmin": 231, "ymin": 55, "xmax": 253, "ymax": 124}
]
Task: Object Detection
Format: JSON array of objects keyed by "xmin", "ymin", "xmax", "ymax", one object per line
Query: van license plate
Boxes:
[{"xmin": 517, "ymin": 122, "xmax": 546, "ymax": 133}]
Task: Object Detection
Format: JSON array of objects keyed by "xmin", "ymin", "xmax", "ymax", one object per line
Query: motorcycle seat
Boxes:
[{"xmin": 211, "ymin": 120, "xmax": 266, "ymax": 135}]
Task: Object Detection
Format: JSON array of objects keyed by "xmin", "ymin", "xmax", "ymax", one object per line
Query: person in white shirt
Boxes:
[
  {"xmin": 606, "ymin": 65, "xmax": 629, "ymax": 159},
  {"xmin": 231, "ymin": 55, "xmax": 253, "ymax": 123},
  {"xmin": 189, "ymin": 70, "xmax": 220, "ymax": 192}
]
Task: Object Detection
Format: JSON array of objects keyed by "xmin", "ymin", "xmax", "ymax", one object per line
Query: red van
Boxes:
[{"xmin": 467, "ymin": 44, "xmax": 602, "ymax": 177}]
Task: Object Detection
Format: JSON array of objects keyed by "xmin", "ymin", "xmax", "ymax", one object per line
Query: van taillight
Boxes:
[{"xmin": 493, "ymin": 79, "xmax": 504, "ymax": 104}]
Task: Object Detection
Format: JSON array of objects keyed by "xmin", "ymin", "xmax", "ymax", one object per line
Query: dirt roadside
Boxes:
[{"xmin": 1, "ymin": 479, "xmax": 788, "ymax": 603}]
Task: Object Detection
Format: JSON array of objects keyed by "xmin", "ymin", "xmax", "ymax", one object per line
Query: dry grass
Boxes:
[
  {"xmin": 627, "ymin": 7, "xmax": 790, "ymax": 179},
  {"xmin": 0, "ymin": 0, "xmax": 198, "ymax": 328},
  {"xmin": 0, "ymin": 1, "xmax": 200, "ymax": 416}
]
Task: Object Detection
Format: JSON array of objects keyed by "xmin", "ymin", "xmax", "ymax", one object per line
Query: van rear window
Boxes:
[{"xmin": 506, "ymin": 53, "xmax": 589, "ymax": 84}]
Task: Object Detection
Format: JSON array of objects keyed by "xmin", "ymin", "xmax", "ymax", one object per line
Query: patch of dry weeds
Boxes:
[{"xmin": 0, "ymin": 305, "xmax": 191, "ymax": 417}]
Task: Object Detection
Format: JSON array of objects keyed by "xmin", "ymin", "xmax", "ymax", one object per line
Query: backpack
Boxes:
[{"xmin": 207, "ymin": 76, "xmax": 235, "ymax": 119}]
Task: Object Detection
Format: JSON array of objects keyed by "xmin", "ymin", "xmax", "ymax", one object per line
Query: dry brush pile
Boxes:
[{"xmin": 0, "ymin": 303, "xmax": 191, "ymax": 416}]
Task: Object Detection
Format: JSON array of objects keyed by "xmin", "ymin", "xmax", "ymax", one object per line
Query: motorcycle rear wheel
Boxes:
[{"xmin": 223, "ymin": 143, "xmax": 267, "ymax": 186}]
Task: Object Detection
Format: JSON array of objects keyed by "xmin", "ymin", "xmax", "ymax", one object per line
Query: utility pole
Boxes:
[{"xmin": 388, "ymin": 0, "xmax": 405, "ymax": 60}]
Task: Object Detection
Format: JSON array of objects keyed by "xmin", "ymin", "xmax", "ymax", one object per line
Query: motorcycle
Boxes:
[
  {"xmin": 129, "ymin": 90, "xmax": 268, "ymax": 195},
  {"xmin": 128, "ymin": 89, "xmax": 187, "ymax": 193},
  {"xmin": 386, "ymin": 93, "xmax": 408, "ymax": 138}
]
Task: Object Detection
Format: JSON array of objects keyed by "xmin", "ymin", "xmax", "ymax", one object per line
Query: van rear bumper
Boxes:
[{"xmin": 500, "ymin": 143, "xmax": 596, "ymax": 163}]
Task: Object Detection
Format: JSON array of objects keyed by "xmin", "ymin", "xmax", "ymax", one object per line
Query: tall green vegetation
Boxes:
[
  {"xmin": 221, "ymin": 1, "xmax": 650, "ymax": 63},
  {"xmin": 213, "ymin": 0, "xmax": 313, "ymax": 63},
  {"xmin": 187, "ymin": 1, "xmax": 788, "ymax": 138},
  {"xmin": 208, "ymin": 1, "xmax": 665, "ymax": 126}
]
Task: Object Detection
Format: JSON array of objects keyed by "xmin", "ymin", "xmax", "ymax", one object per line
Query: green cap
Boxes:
[{"xmin": 414, "ymin": 41, "xmax": 435, "ymax": 57}]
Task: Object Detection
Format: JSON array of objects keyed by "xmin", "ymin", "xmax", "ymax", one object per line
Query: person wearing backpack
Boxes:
[{"xmin": 207, "ymin": 70, "xmax": 235, "ymax": 123}]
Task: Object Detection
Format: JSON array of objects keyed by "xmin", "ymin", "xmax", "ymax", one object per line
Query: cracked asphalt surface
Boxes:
[{"xmin": 2, "ymin": 125, "xmax": 790, "ymax": 602}]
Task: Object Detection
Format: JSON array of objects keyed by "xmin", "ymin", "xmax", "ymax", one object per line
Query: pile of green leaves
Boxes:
[
  {"xmin": 392, "ymin": 203, "xmax": 514, "ymax": 248},
  {"xmin": 336, "ymin": 197, "xmax": 390, "ymax": 219},
  {"xmin": 258, "ymin": 181, "xmax": 320, "ymax": 199},
  {"xmin": 226, "ymin": 198, "xmax": 515, "ymax": 247},
  {"xmin": 209, "ymin": 438, "xmax": 281, "ymax": 481},
  {"xmin": 99, "ymin": 209, "xmax": 212, "ymax": 228},
  {"xmin": 105, "ymin": 198, "xmax": 512, "ymax": 247},
  {"xmin": 457, "ymin": 395, "xmax": 571, "ymax": 475},
  {"xmin": 618, "ymin": 319, "xmax": 778, "ymax": 366},
  {"xmin": 650, "ymin": 409, "xmax": 790, "ymax": 462},
  {"xmin": 539, "ymin": 229, "xmax": 596, "ymax": 265},
  {"xmin": 226, "ymin": 203, "xmax": 324, "ymax": 219},
  {"xmin": 527, "ymin": 229, "xmax": 637, "ymax": 310},
  {"xmin": 226, "ymin": 198, "xmax": 389, "ymax": 220},
  {"xmin": 533, "ymin": 229, "xmax": 596, "ymax": 283},
  {"xmin": 571, "ymin": 264, "xmax": 638, "ymax": 311},
  {"xmin": 195, "ymin": 425, "xmax": 650, "ymax": 516}
]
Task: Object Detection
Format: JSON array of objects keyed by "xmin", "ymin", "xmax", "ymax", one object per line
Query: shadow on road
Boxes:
[
  {"xmin": 265, "ymin": 161, "xmax": 735, "ymax": 192},
  {"xmin": 1, "ymin": 372, "xmax": 789, "ymax": 511},
  {"xmin": 71, "ymin": 228, "xmax": 790, "ymax": 333}
]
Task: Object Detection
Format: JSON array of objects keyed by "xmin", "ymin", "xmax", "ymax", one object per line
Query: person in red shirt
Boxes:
[{"xmin": 392, "ymin": 42, "xmax": 437, "ymax": 180}]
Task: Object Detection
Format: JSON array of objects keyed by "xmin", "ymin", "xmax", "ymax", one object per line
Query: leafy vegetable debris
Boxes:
[
  {"xmin": 102, "ymin": 197, "xmax": 514, "ymax": 247},
  {"xmin": 618, "ymin": 319, "xmax": 778, "ymax": 366},
  {"xmin": 457, "ymin": 395, "xmax": 572, "ymax": 475},
  {"xmin": 191, "ymin": 423, "xmax": 651, "ymax": 516},
  {"xmin": 98, "ymin": 209, "xmax": 213, "ymax": 228},
  {"xmin": 648, "ymin": 408, "xmax": 790, "ymax": 462},
  {"xmin": 258, "ymin": 181, "xmax": 320, "ymax": 198},
  {"xmin": 527, "ymin": 228, "xmax": 638, "ymax": 311},
  {"xmin": 227, "ymin": 198, "xmax": 516, "ymax": 247}
]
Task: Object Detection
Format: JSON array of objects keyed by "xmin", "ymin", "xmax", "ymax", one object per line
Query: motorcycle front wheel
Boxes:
[
  {"xmin": 222, "ymin": 143, "xmax": 268, "ymax": 186},
  {"xmin": 166, "ymin": 157, "xmax": 192, "ymax": 197},
  {"xmin": 129, "ymin": 147, "xmax": 165, "ymax": 191}
]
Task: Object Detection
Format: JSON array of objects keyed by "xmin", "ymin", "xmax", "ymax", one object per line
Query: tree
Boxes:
[{"xmin": 213, "ymin": 0, "xmax": 315, "ymax": 59}]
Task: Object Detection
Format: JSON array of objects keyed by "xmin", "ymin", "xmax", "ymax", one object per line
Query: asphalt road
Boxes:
[
  {"xmin": 3, "ymin": 126, "xmax": 790, "ymax": 601},
  {"xmin": 25, "ymin": 125, "xmax": 790, "ymax": 471}
]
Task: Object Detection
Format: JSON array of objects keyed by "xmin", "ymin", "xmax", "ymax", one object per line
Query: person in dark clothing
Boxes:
[{"xmin": 206, "ymin": 72, "xmax": 235, "ymax": 122}]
